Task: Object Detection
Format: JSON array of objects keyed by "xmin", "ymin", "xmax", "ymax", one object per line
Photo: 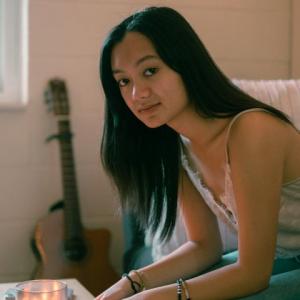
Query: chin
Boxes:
[
  {"xmin": 147, "ymin": 124, "xmax": 162, "ymax": 129},
  {"xmin": 143, "ymin": 120, "xmax": 165, "ymax": 129}
]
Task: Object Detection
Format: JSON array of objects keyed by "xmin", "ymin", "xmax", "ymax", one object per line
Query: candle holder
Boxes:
[{"xmin": 4, "ymin": 279, "xmax": 71, "ymax": 300}]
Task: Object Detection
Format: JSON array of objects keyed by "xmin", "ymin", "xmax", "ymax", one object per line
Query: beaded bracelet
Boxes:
[
  {"xmin": 176, "ymin": 279, "xmax": 183, "ymax": 300},
  {"xmin": 122, "ymin": 273, "xmax": 141, "ymax": 294},
  {"xmin": 179, "ymin": 278, "xmax": 191, "ymax": 300}
]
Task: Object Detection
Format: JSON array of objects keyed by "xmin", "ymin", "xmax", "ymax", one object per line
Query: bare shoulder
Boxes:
[
  {"xmin": 227, "ymin": 110, "xmax": 293, "ymax": 163},
  {"xmin": 229, "ymin": 110, "xmax": 291, "ymax": 145}
]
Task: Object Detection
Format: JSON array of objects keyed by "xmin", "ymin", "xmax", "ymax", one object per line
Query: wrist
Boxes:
[
  {"xmin": 128, "ymin": 269, "xmax": 146, "ymax": 291},
  {"xmin": 122, "ymin": 271, "xmax": 145, "ymax": 295},
  {"xmin": 120, "ymin": 276, "xmax": 136, "ymax": 296}
]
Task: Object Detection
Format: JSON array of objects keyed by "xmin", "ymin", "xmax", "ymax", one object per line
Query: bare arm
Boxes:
[
  {"xmin": 135, "ymin": 169, "xmax": 223, "ymax": 288},
  {"xmin": 96, "ymin": 166, "xmax": 223, "ymax": 300},
  {"xmin": 126, "ymin": 112, "xmax": 289, "ymax": 300}
]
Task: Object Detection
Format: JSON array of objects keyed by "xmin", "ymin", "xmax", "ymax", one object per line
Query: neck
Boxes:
[{"xmin": 167, "ymin": 107, "xmax": 232, "ymax": 149}]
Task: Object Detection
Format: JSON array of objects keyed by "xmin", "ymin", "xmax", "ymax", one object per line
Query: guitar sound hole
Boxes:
[{"xmin": 64, "ymin": 238, "xmax": 87, "ymax": 261}]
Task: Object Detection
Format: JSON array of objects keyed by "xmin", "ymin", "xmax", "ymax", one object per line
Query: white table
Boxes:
[{"xmin": 0, "ymin": 278, "xmax": 94, "ymax": 299}]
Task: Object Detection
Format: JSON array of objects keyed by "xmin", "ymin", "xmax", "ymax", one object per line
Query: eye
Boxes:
[
  {"xmin": 144, "ymin": 67, "xmax": 158, "ymax": 77},
  {"xmin": 117, "ymin": 78, "xmax": 130, "ymax": 87}
]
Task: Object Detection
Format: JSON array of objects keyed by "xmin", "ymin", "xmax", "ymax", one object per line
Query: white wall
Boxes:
[{"xmin": 0, "ymin": 0, "xmax": 297, "ymax": 282}]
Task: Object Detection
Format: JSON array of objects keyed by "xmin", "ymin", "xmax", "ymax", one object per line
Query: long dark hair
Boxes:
[{"xmin": 99, "ymin": 6, "xmax": 291, "ymax": 241}]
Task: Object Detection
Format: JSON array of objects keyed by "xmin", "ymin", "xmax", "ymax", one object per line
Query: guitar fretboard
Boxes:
[{"xmin": 58, "ymin": 120, "xmax": 83, "ymax": 241}]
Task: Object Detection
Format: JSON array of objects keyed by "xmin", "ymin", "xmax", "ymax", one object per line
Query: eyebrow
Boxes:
[{"xmin": 112, "ymin": 55, "xmax": 160, "ymax": 74}]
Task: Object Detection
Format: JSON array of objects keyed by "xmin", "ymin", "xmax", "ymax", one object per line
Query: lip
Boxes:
[{"xmin": 138, "ymin": 103, "xmax": 161, "ymax": 114}]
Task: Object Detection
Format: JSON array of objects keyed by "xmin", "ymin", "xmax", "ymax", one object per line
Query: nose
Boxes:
[{"xmin": 132, "ymin": 81, "xmax": 151, "ymax": 101}]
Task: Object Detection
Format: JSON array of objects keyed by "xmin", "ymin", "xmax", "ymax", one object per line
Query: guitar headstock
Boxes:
[{"xmin": 44, "ymin": 78, "xmax": 70, "ymax": 116}]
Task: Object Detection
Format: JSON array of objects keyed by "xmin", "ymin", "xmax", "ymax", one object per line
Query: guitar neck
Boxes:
[
  {"xmin": 43, "ymin": 79, "xmax": 87, "ymax": 261},
  {"xmin": 58, "ymin": 119, "xmax": 83, "ymax": 240}
]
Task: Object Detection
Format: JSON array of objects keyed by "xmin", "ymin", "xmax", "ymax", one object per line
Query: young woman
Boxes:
[{"xmin": 97, "ymin": 6, "xmax": 300, "ymax": 300}]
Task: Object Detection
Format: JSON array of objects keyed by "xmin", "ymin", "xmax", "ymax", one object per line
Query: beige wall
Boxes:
[
  {"xmin": 0, "ymin": 0, "xmax": 298, "ymax": 282},
  {"xmin": 292, "ymin": 0, "xmax": 300, "ymax": 77}
]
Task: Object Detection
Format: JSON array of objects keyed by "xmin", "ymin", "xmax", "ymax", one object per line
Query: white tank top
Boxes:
[{"xmin": 181, "ymin": 108, "xmax": 300, "ymax": 258}]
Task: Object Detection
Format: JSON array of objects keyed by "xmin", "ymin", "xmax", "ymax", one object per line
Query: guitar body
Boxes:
[{"xmin": 33, "ymin": 209, "xmax": 119, "ymax": 296}]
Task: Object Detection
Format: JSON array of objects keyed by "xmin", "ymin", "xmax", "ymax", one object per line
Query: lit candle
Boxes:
[{"xmin": 15, "ymin": 279, "xmax": 68, "ymax": 300}]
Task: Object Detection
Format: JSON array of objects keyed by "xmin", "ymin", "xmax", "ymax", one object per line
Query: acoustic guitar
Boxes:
[{"xmin": 31, "ymin": 78, "xmax": 119, "ymax": 296}]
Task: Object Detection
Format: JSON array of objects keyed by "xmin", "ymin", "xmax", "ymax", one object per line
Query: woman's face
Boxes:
[{"xmin": 111, "ymin": 32, "xmax": 191, "ymax": 128}]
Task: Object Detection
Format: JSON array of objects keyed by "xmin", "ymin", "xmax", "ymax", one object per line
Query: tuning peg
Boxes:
[
  {"xmin": 44, "ymin": 86, "xmax": 53, "ymax": 112},
  {"xmin": 43, "ymin": 78, "xmax": 70, "ymax": 115}
]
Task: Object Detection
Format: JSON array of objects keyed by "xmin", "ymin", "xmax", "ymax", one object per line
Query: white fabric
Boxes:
[{"xmin": 232, "ymin": 79, "xmax": 300, "ymax": 130}]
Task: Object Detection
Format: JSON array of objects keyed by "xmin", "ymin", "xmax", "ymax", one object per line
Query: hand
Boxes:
[
  {"xmin": 123, "ymin": 291, "xmax": 147, "ymax": 300},
  {"xmin": 94, "ymin": 277, "xmax": 134, "ymax": 300}
]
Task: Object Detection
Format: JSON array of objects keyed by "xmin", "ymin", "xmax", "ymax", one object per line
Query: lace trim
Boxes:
[{"xmin": 181, "ymin": 151, "xmax": 237, "ymax": 228}]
